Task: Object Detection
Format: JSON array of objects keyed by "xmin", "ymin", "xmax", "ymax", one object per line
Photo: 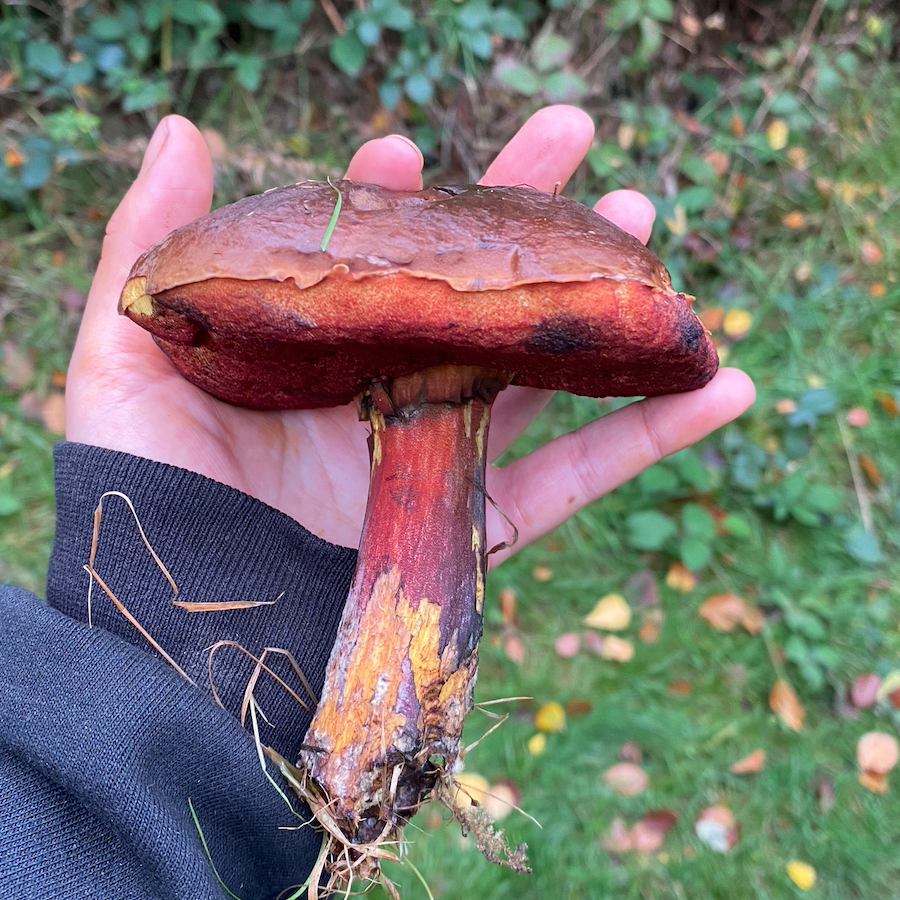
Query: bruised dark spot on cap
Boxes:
[
  {"xmin": 678, "ymin": 316, "xmax": 704, "ymax": 355},
  {"xmin": 525, "ymin": 316, "xmax": 595, "ymax": 354}
]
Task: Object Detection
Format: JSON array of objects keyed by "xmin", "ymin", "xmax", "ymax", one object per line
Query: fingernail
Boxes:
[
  {"xmin": 139, "ymin": 117, "xmax": 171, "ymax": 176},
  {"xmin": 388, "ymin": 134, "xmax": 424, "ymax": 163}
]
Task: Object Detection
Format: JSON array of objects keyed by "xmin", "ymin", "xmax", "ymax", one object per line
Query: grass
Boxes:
[{"xmin": 1, "ymin": 7, "xmax": 899, "ymax": 899}]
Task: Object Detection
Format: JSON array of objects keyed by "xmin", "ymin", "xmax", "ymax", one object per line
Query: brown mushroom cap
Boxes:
[{"xmin": 120, "ymin": 180, "xmax": 718, "ymax": 409}]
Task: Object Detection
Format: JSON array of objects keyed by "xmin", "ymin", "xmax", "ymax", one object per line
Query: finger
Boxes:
[
  {"xmin": 344, "ymin": 135, "xmax": 424, "ymax": 190},
  {"xmin": 486, "ymin": 368, "xmax": 756, "ymax": 565},
  {"xmin": 480, "ymin": 104, "xmax": 595, "ymax": 191},
  {"xmin": 593, "ymin": 189, "xmax": 656, "ymax": 245},
  {"xmin": 76, "ymin": 116, "xmax": 214, "ymax": 345}
]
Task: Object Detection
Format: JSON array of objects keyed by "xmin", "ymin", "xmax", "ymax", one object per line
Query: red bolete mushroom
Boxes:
[{"xmin": 119, "ymin": 180, "xmax": 717, "ymax": 884}]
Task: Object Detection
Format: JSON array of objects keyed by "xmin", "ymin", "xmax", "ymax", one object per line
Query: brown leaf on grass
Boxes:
[
  {"xmin": 694, "ymin": 805, "xmax": 739, "ymax": 852},
  {"xmin": 564, "ymin": 698, "xmax": 593, "ymax": 717},
  {"xmin": 770, "ymin": 678, "xmax": 805, "ymax": 731},
  {"xmin": 699, "ymin": 305, "xmax": 725, "ymax": 332},
  {"xmin": 874, "ymin": 390, "xmax": 899, "ymax": 417},
  {"xmin": 704, "ymin": 150, "xmax": 730, "ymax": 177},
  {"xmin": 531, "ymin": 565, "xmax": 553, "ymax": 582},
  {"xmin": 857, "ymin": 732, "xmax": 899, "ymax": 776},
  {"xmin": 665, "ymin": 562, "xmax": 696, "ymax": 593},
  {"xmin": 858, "ymin": 772, "xmax": 889, "ymax": 794},
  {"xmin": 850, "ymin": 673, "xmax": 882, "ymax": 708},
  {"xmin": 729, "ymin": 749, "xmax": 766, "ymax": 774},
  {"xmin": 698, "ymin": 593, "xmax": 763, "ymax": 634},
  {"xmin": 2, "ymin": 340, "xmax": 37, "ymax": 390},
  {"xmin": 638, "ymin": 608, "xmax": 663, "ymax": 643},
  {"xmin": 498, "ymin": 587, "xmax": 517, "ymax": 625},
  {"xmin": 668, "ymin": 679, "xmax": 692, "ymax": 695},
  {"xmin": 631, "ymin": 809, "xmax": 678, "ymax": 853},
  {"xmin": 858, "ymin": 453, "xmax": 882, "ymax": 486},
  {"xmin": 41, "ymin": 392, "xmax": 66, "ymax": 434},
  {"xmin": 554, "ymin": 632, "xmax": 580, "ymax": 658},
  {"xmin": 602, "ymin": 811, "xmax": 677, "ymax": 854},
  {"xmin": 626, "ymin": 569, "xmax": 659, "ymax": 607},
  {"xmin": 600, "ymin": 636, "xmax": 635, "ymax": 663},
  {"xmin": 602, "ymin": 762, "xmax": 649, "ymax": 797}
]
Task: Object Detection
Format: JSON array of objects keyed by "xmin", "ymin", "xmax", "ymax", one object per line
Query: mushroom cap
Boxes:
[{"xmin": 120, "ymin": 180, "xmax": 718, "ymax": 409}]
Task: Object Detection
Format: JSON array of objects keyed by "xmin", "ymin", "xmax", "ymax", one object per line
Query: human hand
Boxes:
[{"xmin": 67, "ymin": 105, "xmax": 755, "ymax": 558}]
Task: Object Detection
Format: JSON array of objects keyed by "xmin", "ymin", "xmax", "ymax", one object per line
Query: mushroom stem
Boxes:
[{"xmin": 299, "ymin": 366, "xmax": 507, "ymax": 847}]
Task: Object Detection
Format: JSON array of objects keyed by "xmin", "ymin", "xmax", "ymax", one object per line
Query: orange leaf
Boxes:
[
  {"xmin": 668, "ymin": 679, "xmax": 692, "ymax": 695},
  {"xmin": 858, "ymin": 453, "xmax": 882, "ymax": 486},
  {"xmin": 498, "ymin": 587, "xmax": 517, "ymax": 625},
  {"xmin": 770, "ymin": 678, "xmax": 805, "ymax": 731},
  {"xmin": 698, "ymin": 593, "xmax": 746, "ymax": 632},
  {"xmin": 858, "ymin": 771, "xmax": 888, "ymax": 794},
  {"xmin": 874, "ymin": 390, "xmax": 899, "ymax": 417},
  {"xmin": 704, "ymin": 150, "xmax": 730, "ymax": 177},
  {"xmin": 729, "ymin": 748, "xmax": 766, "ymax": 774},
  {"xmin": 41, "ymin": 392, "xmax": 66, "ymax": 434},
  {"xmin": 531, "ymin": 565, "xmax": 553, "ymax": 582},
  {"xmin": 782, "ymin": 210, "xmax": 805, "ymax": 229},
  {"xmin": 666, "ymin": 562, "xmax": 696, "ymax": 593}
]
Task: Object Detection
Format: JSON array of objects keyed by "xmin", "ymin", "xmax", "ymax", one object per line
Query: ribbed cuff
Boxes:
[{"xmin": 47, "ymin": 441, "xmax": 357, "ymax": 760}]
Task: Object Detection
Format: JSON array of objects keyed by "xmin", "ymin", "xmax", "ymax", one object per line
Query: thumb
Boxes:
[
  {"xmin": 73, "ymin": 116, "xmax": 213, "ymax": 368},
  {"xmin": 83, "ymin": 116, "xmax": 214, "ymax": 331}
]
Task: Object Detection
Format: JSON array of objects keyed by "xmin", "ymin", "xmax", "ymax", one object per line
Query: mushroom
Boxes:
[{"xmin": 120, "ymin": 180, "xmax": 717, "ymax": 882}]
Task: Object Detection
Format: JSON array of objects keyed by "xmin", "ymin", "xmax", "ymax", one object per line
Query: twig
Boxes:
[{"xmin": 837, "ymin": 416, "xmax": 874, "ymax": 534}]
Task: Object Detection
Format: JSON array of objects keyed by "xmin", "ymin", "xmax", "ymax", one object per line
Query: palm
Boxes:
[{"xmin": 68, "ymin": 107, "xmax": 754, "ymax": 557}]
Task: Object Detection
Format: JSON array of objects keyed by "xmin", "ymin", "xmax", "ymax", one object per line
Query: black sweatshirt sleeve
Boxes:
[{"xmin": 0, "ymin": 442, "xmax": 357, "ymax": 900}]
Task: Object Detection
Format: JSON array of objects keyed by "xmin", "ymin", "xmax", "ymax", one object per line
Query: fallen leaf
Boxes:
[
  {"xmin": 668, "ymin": 679, "xmax": 692, "ymax": 695},
  {"xmin": 1, "ymin": 341, "xmax": 35, "ymax": 390},
  {"xmin": 554, "ymin": 632, "xmax": 580, "ymax": 658},
  {"xmin": 626, "ymin": 569, "xmax": 658, "ymax": 607},
  {"xmin": 874, "ymin": 390, "xmax": 899, "ymax": 417},
  {"xmin": 503, "ymin": 635, "xmax": 525, "ymax": 665},
  {"xmin": 870, "ymin": 281, "xmax": 886, "ymax": 297},
  {"xmin": 858, "ymin": 453, "xmax": 882, "ymax": 486},
  {"xmin": 41, "ymin": 392, "xmax": 66, "ymax": 434},
  {"xmin": 565, "ymin": 698, "xmax": 592, "ymax": 717},
  {"xmin": 451, "ymin": 772, "xmax": 491, "ymax": 809},
  {"xmin": 527, "ymin": 733, "xmax": 546, "ymax": 755},
  {"xmin": 498, "ymin": 587, "xmax": 517, "ymax": 625},
  {"xmin": 723, "ymin": 309, "xmax": 752, "ymax": 338},
  {"xmin": 3, "ymin": 146, "xmax": 23, "ymax": 167},
  {"xmin": 858, "ymin": 771, "xmax": 888, "ymax": 793},
  {"xmin": 787, "ymin": 146, "xmax": 808, "ymax": 169},
  {"xmin": 638, "ymin": 609, "xmax": 663, "ymax": 643},
  {"xmin": 532, "ymin": 565, "xmax": 553, "ymax": 582},
  {"xmin": 729, "ymin": 113, "xmax": 745, "ymax": 137},
  {"xmin": 776, "ymin": 398, "xmax": 798, "ymax": 415},
  {"xmin": 698, "ymin": 592, "xmax": 747, "ymax": 632},
  {"xmin": 856, "ymin": 731, "xmax": 899, "ymax": 776},
  {"xmin": 602, "ymin": 816, "xmax": 634, "ymax": 853},
  {"xmin": 850, "ymin": 673, "xmax": 882, "ymax": 708},
  {"xmin": 601, "ymin": 636, "xmax": 635, "ymax": 663},
  {"xmin": 846, "ymin": 406, "xmax": 870, "ymax": 427},
  {"xmin": 766, "ymin": 118, "xmax": 789, "ymax": 151},
  {"xmin": 200, "ymin": 126, "xmax": 228, "ymax": 163},
  {"xmin": 582, "ymin": 630, "xmax": 605, "ymax": 655},
  {"xmin": 482, "ymin": 781, "xmax": 519, "ymax": 821},
  {"xmin": 704, "ymin": 150, "xmax": 729, "ymax": 177},
  {"xmin": 631, "ymin": 809, "xmax": 678, "ymax": 853},
  {"xmin": 618, "ymin": 741, "xmax": 642, "ymax": 764},
  {"xmin": 694, "ymin": 805, "xmax": 739, "ymax": 852},
  {"xmin": 583, "ymin": 594, "xmax": 631, "ymax": 631},
  {"xmin": 729, "ymin": 749, "xmax": 766, "ymax": 774},
  {"xmin": 770, "ymin": 678, "xmax": 805, "ymax": 732},
  {"xmin": 786, "ymin": 860, "xmax": 817, "ymax": 891},
  {"xmin": 666, "ymin": 562, "xmax": 696, "ymax": 593},
  {"xmin": 534, "ymin": 701, "xmax": 566, "ymax": 733},
  {"xmin": 860, "ymin": 239, "xmax": 883, "ymax": 264},
  {"xmin": 699, "ymin": 305, "xmax": 725, "ymax": 332},
  {"xmin": 782, "ymin": 210, "xmax": 805, "ymax": 229},
  {"xmin": 603, "ymin": 762, "xmax": 649, "ymax": 796}
]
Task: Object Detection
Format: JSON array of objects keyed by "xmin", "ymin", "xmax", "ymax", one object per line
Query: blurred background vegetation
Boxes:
[{"xmin": 1, "ymin": 1, "xmax": 898, "ymax": 898}]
